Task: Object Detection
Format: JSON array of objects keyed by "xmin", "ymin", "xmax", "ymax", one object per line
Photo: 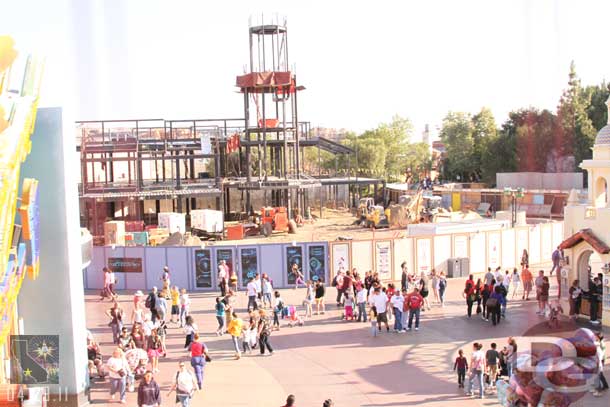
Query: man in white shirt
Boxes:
[
  {"xmin": 369, "ymin": 287, "xmax": 389, "ymax": 333},
  {"xmin": 246, "ymin": 278, "xmax": 258, "ymax": 310},
  {"xmin": 493, "ymin": 267, "xmax": 502, "ymax": 282},
  {"xmin": 168, "ymin": 362, "xmax": 198, "ymax": 404},
  {"xmin": 218, "ymin": 261, "xmax": 228, "ymax": 297},
  {"xmin": 390, "ymin": 291, "xmax": 405, "ymax": 332}
]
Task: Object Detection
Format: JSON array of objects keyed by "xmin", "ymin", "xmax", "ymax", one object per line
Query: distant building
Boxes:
[{"xmin": 312, "ymin": 127, "xmax": 349, "ymax": 143}]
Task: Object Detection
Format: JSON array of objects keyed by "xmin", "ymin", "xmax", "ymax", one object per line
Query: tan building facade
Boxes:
[{"xmin": 561, "ymin": 96, "xmax": 610, "ymax": 328}]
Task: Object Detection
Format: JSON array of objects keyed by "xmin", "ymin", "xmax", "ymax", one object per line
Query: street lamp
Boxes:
[{"xmin": 503, "ymin": 187, "xmax": 524, "ymax": 227}]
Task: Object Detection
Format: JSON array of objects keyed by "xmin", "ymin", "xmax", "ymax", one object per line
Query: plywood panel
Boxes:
[
  {"xmin": 501, "ymin": 229, "xmax": 516, "ymax": 269},
  {"xmin": 416, "ymin": 238, "xmax": 432, "ymax": 275},
  {"xmin": 86, "ymin": 247, "xmax": 106, "ymax": 289},
  {"xmin": 352, "ymin": 240, "xmax": 373, "ymax": 274},
  {"xmin": 124, "ymin": 247, "xmax": 146, "ymax": 290},
  {"xmin": 529, "ymin": 226, "xmax": 541, "ymax": 265},
  {"xmin": 453, "ymin": 235, "xmax": 469, "ymax": 259},
  {"xmin": 105, "ymin": 246, "xmax": 126, "ymax": 290},
  {"xmin": 487, "ymin": 232, "xmax": 502, "ymax": 270},
  {"xmin": 433, "ymin": 235, "xmax": 451, "ymax": 273},
  {"xmin": 166, "ymin": 248, "xmax": 190, "ymax": 291},
  {"xmin": 393, "ymin": 238, "xmax": 413, "ymax": 279},
  {"xmin": 515, "ymin": 228, "xmax": 529, "ymax": 267},
  {"xmin": 470, "ymin": 233, "xmax": 486, "ymax": 274},
  {"xmin": 145, "ymin": 248, "xmax": 167, "ymax": 290},
  {"xmin": 541, "ymin": 224, "xmax": 553, "ymax": 262}
]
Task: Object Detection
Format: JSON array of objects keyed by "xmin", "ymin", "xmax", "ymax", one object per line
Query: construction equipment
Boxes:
[
  {"xmin": 259, "ymin": 206, "xmax": 289, "ymax": 237},
  {"xmin": 389, "ymin": 190, "xmax": 423, "ymax": 227},
  {"xmin": 421, "ymin": 195, "xmax": 442, "ymax": 222},
  {"xmin": 357, "ymin": 197, "xmax": 375, "ymax": 222},
  {"xmin": 363, "ymin": 205, "xmax": 390, "ymax": 228}
]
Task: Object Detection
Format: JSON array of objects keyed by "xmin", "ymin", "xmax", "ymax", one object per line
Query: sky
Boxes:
[{"xmin": 2, "ymin": 0, "xmax": 610, "ymax": 140}]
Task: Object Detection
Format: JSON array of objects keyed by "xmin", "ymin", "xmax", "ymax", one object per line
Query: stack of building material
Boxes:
[
  {"xmin": 104, "ymin": 221, "xmax": 125, "ymax": 246},
  {"xmin": 158, "ymin": 212, "xmax": 186, "ymax": 234},
  {"xmin": 148, "ymin": 228, "xmax": 169, "ymax": 246}
]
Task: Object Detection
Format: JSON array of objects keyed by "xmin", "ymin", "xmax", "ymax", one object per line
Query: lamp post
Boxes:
[{"xmin": 503, "ymin": 187, "xmax": 524, "ymax": 227}]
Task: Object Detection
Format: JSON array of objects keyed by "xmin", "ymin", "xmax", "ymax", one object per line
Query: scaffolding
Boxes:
[{"xmin": 76, "ymin": 19, "xmax": 384, "ymax": 236}]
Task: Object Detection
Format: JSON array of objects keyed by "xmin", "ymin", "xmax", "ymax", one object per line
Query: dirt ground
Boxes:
[{"xmin": 204, "ymin": 208, "xmax": 402, "ymax": 246}]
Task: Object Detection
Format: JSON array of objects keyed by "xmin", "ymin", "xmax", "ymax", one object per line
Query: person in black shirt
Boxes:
[{"xmin": 315, "ymin": 282, "xmax": 326, "ymax": 315}]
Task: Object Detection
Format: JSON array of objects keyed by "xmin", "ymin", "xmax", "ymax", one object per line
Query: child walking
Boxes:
[
  {"xmin": 344, "ymin": 292, "xmax": 355, "ymax": 320},
  {"xmin": 453, "ymin": 349, "xmax": 468, "ymax": 388},
  {"xmin": 369, "ymin": 306, "xmax": 378, "ymax": 336}
]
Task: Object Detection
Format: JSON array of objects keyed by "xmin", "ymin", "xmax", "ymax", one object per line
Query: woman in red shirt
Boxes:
[
  {"xmin": 463, "ymin": 274, "xmax": 476, "ymax": 318},
  {"xmin": 190, "ymin": 334, "xmax": 210, "ymax": 389}
]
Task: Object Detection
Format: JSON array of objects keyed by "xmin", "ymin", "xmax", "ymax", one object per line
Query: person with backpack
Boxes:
[
  {"xmin": 463, "ymin": 275, "xmax": 476, "ymax": 318},
  {"xmin": 480, "ymin": 280, "xmax": 492, "ymax": 320},
  {"xmin": 486, "ymin": 286, "xmax": 505, "ymax": 326},
  {"xmin": 168, "ymin": 361, "xmax": 198, "ymax": 407},
  {"xmin": 146, "ymin": 287, "xmax": 159, "ymax": 323},
  {"xmin": 405, "ymin": 287, "xmax": 424, "ymax": 331}
]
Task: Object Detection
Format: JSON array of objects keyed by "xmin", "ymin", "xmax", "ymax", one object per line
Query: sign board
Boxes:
[
  {"xmin": 307, "ymin": 245, "xmax": 326, "ymax": 283},
  {"xmin": 108, "ymin": 257, "xmax": 142, "ymax": 273},
  {"xmin": 240, "ymin": 248, "xmax": 258, "ymax": 285},
  {"xmin": 19, "ymin": 178, "xmax": 40, "ymax": 279},
  {"xmin": 194, "ymin": 249, "xmax": 212, "ymax": 288},
  {"xmin": 331, "ymin": 243, "xmax": 350, "ymax": 276},
  {"xmin": 375, "ymin": 240, "xmax": 392, "ymax": 280},
  {"xmin": 286, "ymin": 246, "xmax": 303, "ymax": 285}
]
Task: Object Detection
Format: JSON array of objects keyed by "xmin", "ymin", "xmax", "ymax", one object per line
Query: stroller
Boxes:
[
  {"xmin": 125, "ymin": 348, "xmax": 148, "ymax": 380},
  {"xmin": 286, "ymin": 306, "xmax": 305, "ymax": 327}
]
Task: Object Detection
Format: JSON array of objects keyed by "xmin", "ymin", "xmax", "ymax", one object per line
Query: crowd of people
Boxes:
[{"xmin": 91, "ymin": 252, "xmax": 607, "ymax": 406}]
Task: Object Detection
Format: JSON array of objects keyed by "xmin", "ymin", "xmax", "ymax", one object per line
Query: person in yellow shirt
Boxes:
[
  {"xmin": 170, "ymin": 286, "xmax": 180, "ymax": 324},
  {"xmin": 227, "ymin": 312, "xmax": 244, "ymax": 360}
]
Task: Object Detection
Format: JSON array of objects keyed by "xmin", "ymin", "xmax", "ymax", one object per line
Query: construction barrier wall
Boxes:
[{"xmin": 84, "ymin": 220, "xmax": 564, "ymax": 291}]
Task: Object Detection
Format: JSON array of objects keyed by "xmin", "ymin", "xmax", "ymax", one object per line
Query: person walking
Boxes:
[
  {"xmin": 257, "ymin": 309, "xmax": 274, "ymax": 355},
  {"xmin": 431, "ymin": 269, "xmax": 440, "ymax": 304},
  {"xmin": 390, "ymin": 290, "xmax": 405, "ymax": 332},
  {"xmin": 155, "ymin": 290, "xmax": 168, "ymax": 323},
  {"xmin": 520, "ymin": 249, "xmax": 529, "ymax": 269},
  {"xmin": 246, "ymin": 277, "xmax": 258, "ymax": 311},
  {"xmin": 146, "ymin": 287, "xmax": 159, "ymax": 323},
  {"xmin": 568, "ymin": 279, "xmax": 582, "ymax": 319},
  {"xmin": 405, "ymin": 287, "xmax": 424, "ymax": 331},
  {"xmin": 147, "ymin": 329, "xmax": 163, "ymax": 373},
  {"xmin": 137, "ymin": 370, "xmax": 161, "ymax": 407},
  {"xmin": 272, "ymin": 291, "xmax": 284, "ymax": 330},
  {"xmin": 183, "ymin": 315, "xmax": 198, "ymax": 350},
  {"xmin": 464, "ymin": 275, "xmax": 476, "ymax": 318},
  {"xmin": 510, "ymin": 268, "xmax": 521, "ymax": 299},
  {"xmin": 485, "ymin": 343, "xmax": 500, "ymax": 390},
  {"xmin": 227, "ymin": 312, "xmax": 244, "ymax": 360},
  {"xmin": 535, "ymin": 270, "xmax": 545, "ymax": 313},
  {"xmin": 484, "ymin": 267, "xmax": 494, "ymax": 286},
  {"xmin": 100, "ymin": 267, "xmax": 117, "ymax": 301},
  {"xmin": 356, "ymin": 285, "xmax": 367, "ymax": 322},
  {"xmin": 214, "ymin": 297, "xmax": 227, "ymax": 336},
  {"xmin": 453, "ymin": 349, "xmax": 468, "ymax": 388},
  {"xmin": 538, "ymin": 276, "xmax": 550, "ymax": 316},
  {"xmin": 291, "ymin": 262, "xmax": 306, "ymax": 289},
  {"xmin": 506, "ymin": 337, "xmax": 518, "ymax": 378},
  {"xmin": 401, "ymin": 262, "xmax": 409, "ymax": 291},
  {"xmin": 487, "ymin": 286, "xmax": 505, "ymax": 326},
  {"xmin": 334, "ymin": 270, "xmax": 345, "ymax": 306},
  {"xmin": 179, "ymin": 288, "xmax": 191, "ymax": 327},
  {"xmin": 218, "ymin": 260, "xmax": 228, "ymax": 297},
  {"xmin": 189, "ymin": 334, "xmax": 209, "ymax": 389},
  {"xmin": 262, "ymin": 274, "xmax": 273, "ymax": 309},
  {"xmin": 168, "ymin": 362, "xmax": 198, "ymax": 407},
  {"xmin": 106, "ymin": 301, "xmax": 124, "ymax": 345},
  {"xmin": 521, "ymin": 267, "xmax": 533, "ymax": 301},
  {"xmin": 106, "ymin": 347, "xmax": 128, "ymax": 404},
  {"xmin": 466, "ymin": 342, "xmax": 485, "ymax": 399},
  {"xmin": 369, "ymin": 286, "xmax": 390, "ymax": 333},
  {"xmin": 315, "ymin": 281, "xmax": 326, "ymax": 315},
  {"xmin": 419, "ymin": 272, "xmax": 431, "ymax": 310},
  {"xmin": 438, "ymin": 271, "xmax": 447, "ymax": 307},
  {"xmin": 589, "ymin": 276, "xmax": 603, "ymax": 325},
  {"xmin": 304, "ymin": 280, "xmax": 315, "ymax": 318}
]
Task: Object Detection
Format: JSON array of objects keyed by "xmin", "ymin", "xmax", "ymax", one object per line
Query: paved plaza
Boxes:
[{"xmin": 86, "ymin": 276, "xmax": 609, "ymax": 407}]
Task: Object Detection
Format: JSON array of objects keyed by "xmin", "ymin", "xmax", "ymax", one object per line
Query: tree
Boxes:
[
  {"xmin": 472, "ymin": 107, "xmax": 498, "ymax": 181},
  {"xmin": 557, "ymin": 61, "xmax": 596, "ymax": 168},
  {"xmin": 439, "ymin": 112, "xmax": 475, "ymax": 181},
  {"xmin": 583, "ymin": 82, "xmax": 609, "ymax": 131},
  {"xmin": 403, "ymin": 142, "xmax": 432, "ymax": 181}
]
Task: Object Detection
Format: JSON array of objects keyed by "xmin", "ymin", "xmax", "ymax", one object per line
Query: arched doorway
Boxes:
[{"xmin": 577, "ymin": 249, "xmax": 602, "ymax": 289}]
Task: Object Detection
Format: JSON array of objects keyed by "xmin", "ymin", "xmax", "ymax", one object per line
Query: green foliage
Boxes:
[{"xmin": 439, "ymin": 111, "xmax": 476, "ymax": 181}]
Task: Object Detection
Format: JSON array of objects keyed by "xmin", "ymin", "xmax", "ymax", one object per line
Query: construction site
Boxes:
[
  {"xmin": 75, "ymin": 19, "xmax": 568, "ymax": 250},
  {"xmin": 76, "ymin": 19, "xmax": 388, "ymax": 246}
]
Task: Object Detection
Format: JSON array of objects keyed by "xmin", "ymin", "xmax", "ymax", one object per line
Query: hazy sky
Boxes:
[{"xmin": 3, "ymin": 0, "xmax": 610, "ymax": 139}]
